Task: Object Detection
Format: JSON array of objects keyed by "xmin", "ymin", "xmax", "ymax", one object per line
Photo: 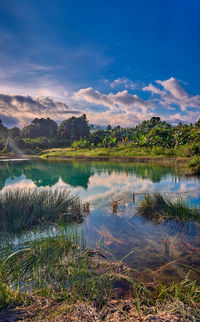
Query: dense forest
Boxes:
[{"xmin": 0, "ymin": 114, "xmax": 200, "ymax": 156}]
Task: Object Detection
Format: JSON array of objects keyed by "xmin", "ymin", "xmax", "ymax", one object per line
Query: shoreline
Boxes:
[
  {"xmin": 0, "ymin": 151, "xmax": 199, "ymax": 175},
  {"xmin": 1, "ymin": 256, "xmax": 199, "ymax": 321},
  {"xmin": 40, "ymin": 153, "xmax": 200, "ymax": 176},
  {"xmin": 0, "ymin": 159, "xmax": 199, "ymax": 320}
]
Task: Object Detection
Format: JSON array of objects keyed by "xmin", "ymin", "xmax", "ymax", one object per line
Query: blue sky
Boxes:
[{"xmin": 0, "ymin": 0, "xmax": 200, "ymax": 127}]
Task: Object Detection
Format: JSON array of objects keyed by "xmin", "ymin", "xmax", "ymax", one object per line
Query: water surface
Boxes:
[{"xmin": 0, "ymin": 159, "xmax": 200, "ymax": 281}]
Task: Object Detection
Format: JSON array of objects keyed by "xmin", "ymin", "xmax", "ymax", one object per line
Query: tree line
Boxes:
[{"xmin": 0, "ymin": 114, "xmax": 200, "ymax": 155}]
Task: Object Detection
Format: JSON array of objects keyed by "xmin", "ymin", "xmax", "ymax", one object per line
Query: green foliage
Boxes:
[
  {"xmin": 4, "ymin": 137, "xmax": 70, "ymax": 154},
  {"xmin": 0, "ymin": 119, "xmax": 8, "ymax": 139},
  {"xmin": 58, "ymin": 114, "xmax": 90, "ymax": 140},
  {"xmin": 81, "ymin": 116, "xmax": 200, "ymax": 151},
  {"xmin": 72, "ymin": 136, "xmax": 117, "ymax": 150},
  {"xmin": 72, "ymin": 139, "xmax": 90, "ymax": 149},
  {"xmin": 0, "ymin": 283, "xmax": 23, "ymax": 310},
  {"xmin": 175, "ymin": 143, "xmax": 200, "ymax": 157},
  {"xmin": 188, "ymin": 156, "xmax": 200, "ymax": 167},
  {"xmin": 188, "ymin": 156, "xmax": 200, "ymax": 175},
  {"xmin": 0, "ymin": 115, "xmax": 199, "ymax": 156},
  {"xmin": 0, "ymin": 231, "xmax": 113, "ymax": 309},
  {"xmin": 89, "ymin": 128, "xmax": 107, "ymax": 145},
  {"xmin": 8, "ymin": 127, "xmax": 21, "ymax": 139},
  {"xmin": 21, "ymin": 118, "xmax": 57, "ymax": 139},
  {"xmin": 150, "ymin": 146, "xmax": 174, "ymax": 156},
  {"xmin": 1, "ymin": 232, "xmax": 200, "ymax": 317}
]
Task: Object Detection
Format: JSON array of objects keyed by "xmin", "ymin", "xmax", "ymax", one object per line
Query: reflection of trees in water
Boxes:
[
  {"xmin": 90, "ymin": 162, "xmax": 176, "ymax": 183},
  {"xmin": 0, "ymin": 160, "xmax": 95, "ymax": 189},
  {"xmin": 0, "ymin": 160, "xmax": 179, "ymax": 191},
  {"xmin": 0, "ymin": 162, "xmax": 25, "ymax": 190},
  {"xmin": 24, "ymin": 162, "xmax": 59, "ymax": 187},
  {"xmin": 28, "ymin": 161, "xmax": 94, "ymax": 188}
]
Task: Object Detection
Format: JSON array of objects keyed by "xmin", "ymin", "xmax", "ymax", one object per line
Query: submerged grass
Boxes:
[
  {"xmin": 0, "ymin": 189, "xmax": 200, "ymax": 319},
  {"xmin": 0, "ymin": 188, "xmax": 84, "ymax": 233},
  {"xmin": 0, "ymin": 229, "xmax": 113, "ymax": 311},
  {"xmin": 137, "ymin": 193, "xmax": 200, "ymax": 223},
  {"xmin": 1, "ymin": 232, "xmax": 200, "ymax": 319}
]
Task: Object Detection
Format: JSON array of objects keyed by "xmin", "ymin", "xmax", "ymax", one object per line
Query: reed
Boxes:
[
  {"xmin": 1, "ymin": 231, "xmax": 200, "ymax": 319},
  {"xmin": 0, "ymin": 188, "xmax": 84, "ymax": 233},
  {"xmin": 0, "ymin": 229, "xmax": 113, "ymax": 310},
  {"xmin": 137, "ymin": 193, "xmax": 200, "ymax": 223}
]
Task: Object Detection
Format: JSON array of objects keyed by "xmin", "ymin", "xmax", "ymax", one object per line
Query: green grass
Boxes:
[
  {"xmin": 0, "ymin": 231, "xmax": 200, "ymax": 318},
  {"xmin": 0, "ymin": 283, "xmax": 24, "ymax": 310},
  {"xmin": 40, "ymin": 144, "xmax": 177, "ymax": 159},
  {"xmin": 0, "ymin": 188, "xmax": 84, "ymax": 233},
  {"xmin": 0, "ymin": 229, "xmax": 113, "ymax": 310},
  {"xmin": 40, "ymin": 144, "xmax": 198, "ymax": 175},
  {"xmin": 137, "ymin": 193, "xmax": 200, "ymax": 223}
]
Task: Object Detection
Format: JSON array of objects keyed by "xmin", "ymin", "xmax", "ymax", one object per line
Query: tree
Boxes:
[
  {"xmin": 0, "ymin": 120, "xmax": 8, "ymax": 139},
  {"xmin": 58, "ymin": 114, "xmax": 90, "ymax": 140},
  {"xmin": 195, "ymin": 119, "xmax": 200, "ymax": 128},
  {"xmin": 8, "ymin": 127, "xmax": 21, "ymax": 139},
  {"xmin": 106, "ymin": 124, "xmax": 112, "ymax": 132},
  {"xmin": 21, "ymin": 118, "xmax": 58, "ymax": 138},
  {"xmin": 89, "ymin": 128, "xmax": 106, "ymax": 145}
]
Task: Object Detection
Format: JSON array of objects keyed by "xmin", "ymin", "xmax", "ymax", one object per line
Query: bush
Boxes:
[
  {"xmin": 151, "ymin": 146, "xmax": 174, "ymax": 156},
  {"xmin": 188, "ymin": 156, "xmax": 200, "ymax": 175},
  {"xmin": 175, "ymin": 143, "xmax": 200, "ymax": 157}
]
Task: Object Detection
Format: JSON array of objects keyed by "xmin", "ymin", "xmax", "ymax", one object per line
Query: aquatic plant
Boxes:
[
  {"xmin": 0, "ymin": 188, "xmax": 84, "ymax": 233},
  {"xmin": 137, "ymin": 193, "xmax": 200, "ymax": 223},
  {"xmin": 0, "ymin": 230, "xmax": 113, "ymax": 310},
  {"xmin": 1, "ymin": 234, "xmax": 200, "ymax": 319}
]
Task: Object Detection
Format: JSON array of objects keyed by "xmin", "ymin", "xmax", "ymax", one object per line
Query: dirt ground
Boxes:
[{"xmin": 1, "ymin": 298, "xmax": 199, "ymax": 322}]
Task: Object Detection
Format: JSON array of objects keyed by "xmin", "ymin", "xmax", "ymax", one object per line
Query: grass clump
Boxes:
[
  {"xmin": 0, "ymin": 229, "xmax": 200, "ymax": 319},
  {"xmin": 0, "ymin": 188, "xmax": 84, "ymax": 233},
  {"xmin": 0, "ymin": 231, "xmax": 113, "ymax": 310},
  {"xmin": 137, "ymin": 193, "xmax": 200, "ymax": 223},
  {"xmin": 0, "ymin": 283, "xmax": 23, "ymax": 310},
  {"xmin": 1, "ymin": 239, "xmax": 200, "ymax": 319}
]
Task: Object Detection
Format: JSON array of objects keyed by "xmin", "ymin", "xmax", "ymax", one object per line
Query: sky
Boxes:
[{"xmin": 0, "ymin": 0, "xmax": 200, "ymax": 128}]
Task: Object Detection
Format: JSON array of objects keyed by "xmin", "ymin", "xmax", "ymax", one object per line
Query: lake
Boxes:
[{"xmin": 0, "ymin": 159, "xmax": 200, "ymax": 282}]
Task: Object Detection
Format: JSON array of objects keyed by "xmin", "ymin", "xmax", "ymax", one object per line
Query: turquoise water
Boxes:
[{"xmin": 0, "ymin": 159, "xmax": 200, "ymax": 280}]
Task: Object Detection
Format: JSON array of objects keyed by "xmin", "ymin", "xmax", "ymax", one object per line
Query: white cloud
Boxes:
[
  {"xmin": 110, "ymin": 77, "xmax": 136, "ymax": 89},
  {"xmin": 0, "ymin": 93, "xmax": 79, "ymax": 127},
  {"xmin": 111, "ymin": 90, "xmax": 151, "ymax": 111},
  {"xmin": 73, "ymin": 87, "xmax": 114, "ymax": 109},
  {"xmin": 73, "ymin": 88, "xmax": 152, "ymax": 113},
  {"xmin": 1, "ymin": 76, "xmax": 199, "ymax": 128},
  {"xmin": 142, "ymin": 83, "xmax": 164, "ymax": 95},
  {"xmin": 157, "ymin": 77, "xmax": 188, "ymax": 100},
  {"xmin": 168, "ymin": 110, "xmax": 200, "ymax": 124},
  {"xmin": 85, "ymin": 110, "xmax": 149, "ymax": 127},
  {"xmin": 143, "ymin": 77, "xmax": 200, "ymax": 111},
  {"xmin": 73, "ymin": 79, "xmax": 200, "ymax": 126}
]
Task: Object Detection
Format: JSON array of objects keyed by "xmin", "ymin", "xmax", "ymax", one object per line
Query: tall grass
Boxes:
[
  {"xmin": 0, "ymin": 229, "xmax": 113, "ymax": 310},
  {"xmin": 1, "ymin": 233, "xmax": 200, "ymax": 318},
  {"xmin": 137, "ymin": 193, "xmax": 200, "ymax": 223},
  {"xmin": 0, "ymin": 188, "xmax": 84, "ymax": 233}
]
